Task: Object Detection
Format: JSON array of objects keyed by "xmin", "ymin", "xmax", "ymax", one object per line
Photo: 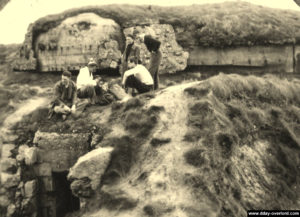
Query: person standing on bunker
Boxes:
[
  {"xmin": 120, "ymin": 29, "xmax": 141, "ymax": 78},
  {"xmin": 76, "ymin": 58, "xmax": 101, "ymax": 104},
  {"xmin": 143, "ymin": 34, "xmax": 162, "ymax": 90},
  {"xmin": 48, "ymin": 70, "xmax": 77, "ymax": 121}
]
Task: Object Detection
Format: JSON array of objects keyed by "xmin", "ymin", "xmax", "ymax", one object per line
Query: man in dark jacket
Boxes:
[
  {"xmin": 48, "ymin": 70, "xmax": 77, "ymax": 120},
  {"xmin": 120, "ymin": 30, "xmax": 141, "ymax": 78}
]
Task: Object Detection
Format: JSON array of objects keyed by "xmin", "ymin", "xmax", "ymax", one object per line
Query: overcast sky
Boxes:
[{"xmin": 0, "ymin": 0, "xmax": 299, "ymax": 44}]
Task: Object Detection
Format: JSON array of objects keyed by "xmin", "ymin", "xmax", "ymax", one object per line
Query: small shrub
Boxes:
[
  {"xmin": 188, "ymin": 100, "xmax": 215, "ymax": 130},
  {"xmin": 226, "ymin": 103, "xmax": 243, "ymax": 120},
  {"xmin": 143, "ymin": 205, "xmax": 155, "ymax": 216},
  {"xmin": 103, "ymin": 136, "xmax": 140, "ymax": 181},
  {"xmin": 150, "ymin": 137, "xmax": 171, "ymax": 147},
  {"xmin": 111, "ymin": 101, "xmax": 123, "ymax": 111},
  {"xmin": 184, "ymin": 149, "xmax": 206, "ymax": 167},
  {"xmin": 124, "ymin": 110, "xmax": 158, "ymax": 137},
  {"xmin": 99, "ymin": 191, "xmax": 138, "ymax": 211},
  {"xmin": 143, "ymin": 203, "xmax": 174, "ymax": 217},
  {"xmin": 232, "ymin": 186, "xmax": 242, "ymax": 200},
  {"xmin": 216, "ymin": 133, "xmax": 235, "ymax": 158},
  {"xmin": 184, "ymin": 84, "xmax": 210, "ymax": 98},
  {"xmin": 183, "ymin": 130, "xmax": 201, "ymax": 142},
  {"xmin": 278, "ymin": 125, "xmax": 300, "ymax": 149},
  {"xmin": 137, "ymin": 172, "xmax": 148, "ymax": 181},
  {"xmin": 124, "ymin": 97, "xmax": 144, "ymax": 111},
  {"xmin": 147, "ymin": 105, "xmax": 165, "ymax": 114}
]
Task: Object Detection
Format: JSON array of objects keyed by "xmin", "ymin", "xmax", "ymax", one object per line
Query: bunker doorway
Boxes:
[{"xmin": 52, "ymin": 171, "xmax": 80, "ymax": 217}]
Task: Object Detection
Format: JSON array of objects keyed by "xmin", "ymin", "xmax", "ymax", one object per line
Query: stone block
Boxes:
[
  {"xmin": 33, "ymin": 131, "xmax": 90, "ymax": 150},
  {"xmin": 16, "ymin": 154, "xmax": 25, "ymax": 162},
  {"xmin": 42, "ymin": 150, "xmax": 81, "ymax": 172},
  {"xmin": 41, "ymin": 177, "xmax": 55, "ymax": 192},
  {"xmin": 15, "ymin": 190, "xmax": 22, "ymax": 200},
  {"xmin": 21, "ymin": 197, "xmax": 37, "ymax": 217},
  {"xmin": 1, "ymin": 133, "xmax": 18, "ymax": 144},
  {"xmin": 0, "ymin": 158, "xmax": 17, "ymax": 173},
  {"xmin": 36, "ymin": 149, "xmax": 45, "ymax": 163},
  {"xmin": 18, "ymin": 144, "xmax": 29, "ymax": 155},
  {"xmin": 33, "ymin": 131, "xmax": 90, "ymax": 171},
  {"xmin": 109, "ymin": 84, "xmax": 130, "ymax": 100},
  {"xmin": 0, "ymin": 194, "xmax": 9, "ymax": 207},
  {"xmin": 1, "ymin": 172, "xmax": 20, "ymax": 189},
  {"xmin": 24, "ymin": 180, "xmax": 37, "ymax": 198},
  {"xmin": 0, "ymin": 187, "xmax": 5, "ymax": 194},
  {"xmin": 6, "ymin": 204, "xmax": 16, "ymax": 217},
  {"xmin": 68, "ymin": 147, "xmax": 113, "ymax": 190},
  {"xmin": 33, "ymin": 163, "xmax": 51, "ymax": 177},
  {"xmin": 1, "ymin": 144, "xmax": 15, "ymax": 158},
  {"xmin": 24, "ymin": 147, "xmax": 38, "ymax": 166},
  {"xmin": 17, "ymin": 181, "xmax": 24, "ymax": 189},
  {"xmin": 70, "ymin": 179, "xmax": 93, "ymax": 198}
]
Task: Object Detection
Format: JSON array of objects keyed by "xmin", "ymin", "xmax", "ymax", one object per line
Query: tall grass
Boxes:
[{"xmin": 183, "ymin": 73, "xmax": 300, "ymax": 212}]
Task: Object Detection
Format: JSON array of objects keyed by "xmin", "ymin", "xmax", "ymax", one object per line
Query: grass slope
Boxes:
[
  {"xmin": 82, "ymin": 74, "xmax": 300, "ymax": 217},
  {"xmin": 30, "ymin": 2, "xmax": 300, "ymax": 48},
  {"xmin": 183, "ymin": 73, "xmax": 300, "ymax": 212},
  {"xmin": 3, "ymin": 70, "xmax": 300, "ymax": 216}
]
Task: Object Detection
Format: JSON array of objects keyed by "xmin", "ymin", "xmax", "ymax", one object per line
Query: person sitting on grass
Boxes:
[
  {"xmin": 48, "ymin": 70, "xmax": 77, "ymax": 121},
  {"xmin": 76, "ymin": 58, "xmax": 101, "ymax": 104},
  {"xmin": 93, "ymin": 76, "xmax": 115, "ymax": 105},
  {"xmin": 122, "ymin": 58, "xmax": 154, "ymax": 95}
]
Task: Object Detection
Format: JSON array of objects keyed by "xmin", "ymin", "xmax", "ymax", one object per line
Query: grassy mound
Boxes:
[
  {"xmin": 3, "ymin": 69, "xmax": 300, "ymax": 216},
  {"xmin": 183, "ymin": 73, "xmax": 300, "ymax": 212},
  {"xmin": 102, "ymin": 97, "xmax": 163, "ymax": 184},
  {"xmin": 29, "ymin": 2, "xmax": 300, "ymax": 48},
  {"xmin": 95, "ymin": 74, "xmax": 300, "ymax": 216},
  {"xmin": 155, "ymin": 2, "xmax": 300, "ymax": 47}
]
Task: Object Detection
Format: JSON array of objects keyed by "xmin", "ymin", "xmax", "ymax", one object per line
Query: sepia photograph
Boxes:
[{"xmin": 0, "ymin": 0, "xmax": 300, "ymax": 216}]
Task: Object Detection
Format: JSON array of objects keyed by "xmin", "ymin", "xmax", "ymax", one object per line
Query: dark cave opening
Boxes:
[{"xmin": 52, "ymin": 171, "xmax": 80, "ymax": 217}]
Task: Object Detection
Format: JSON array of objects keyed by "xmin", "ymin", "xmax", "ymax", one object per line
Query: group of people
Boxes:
[
  {"xmin": 48, "ymin": 33, "xmax": 162, "ymax": 120},
  {"xmin": 120, "ymin": 31, "xmax": 162, "ymax": 93}
]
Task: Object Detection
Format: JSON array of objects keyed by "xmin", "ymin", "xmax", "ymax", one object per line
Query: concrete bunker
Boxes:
[{"xmin": 32, "ymin": 131, "xmax": 91, "ymax": 217}]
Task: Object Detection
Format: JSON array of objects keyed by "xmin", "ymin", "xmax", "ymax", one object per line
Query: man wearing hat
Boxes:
[
  {"xmin": 48, "ymin": 70, "xmax": 77, "ymax": 120},
  {"xmin": 120, "ymin": 29, "xmax": 141, "ymax": 78},
  {"xmin": 76, "ymin": 58, "xmax": 100, "ymax": 104}
]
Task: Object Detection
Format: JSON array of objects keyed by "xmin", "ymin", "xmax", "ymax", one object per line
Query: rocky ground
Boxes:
[{"xmin": 1, "ymin": 59, "xmax": 300, "ymax": 216}]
